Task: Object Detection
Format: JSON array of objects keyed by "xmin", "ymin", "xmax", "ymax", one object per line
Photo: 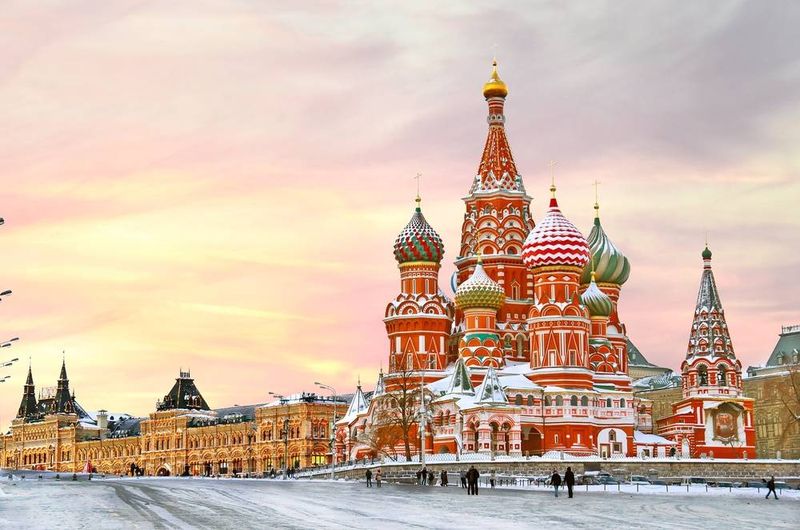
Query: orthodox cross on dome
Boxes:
[
  {"xmin": 548, "ymin": 160, "xmax": 558, "ymax": 197},
  {"xmin": 593, "ymin": 179, "xmax": 602, "ymax": 217},
  {"xmin": 414, "ymin": 172, "xmax": 422, "ymax": 207}
]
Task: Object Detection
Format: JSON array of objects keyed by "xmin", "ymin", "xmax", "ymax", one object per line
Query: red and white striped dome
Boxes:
[{"xmin": 522, "ymin": 196, "xmax": 590, "ymax": 269}]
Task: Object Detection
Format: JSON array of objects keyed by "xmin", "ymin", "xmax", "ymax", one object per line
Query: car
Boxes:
[
  {"xmin": 744, "ymin": 481, "xmax": 765, "ymax": 488},
  {"xmin": 597, "ymin": 476, "xmax": 621, "ymax": 485},
  {"xmin": 682, "ymin": 477, "xmax": 706, "ymax": 485},
  {"xmin": 629, "ymin": 475, "xmax": 651, "ymax": 485}
]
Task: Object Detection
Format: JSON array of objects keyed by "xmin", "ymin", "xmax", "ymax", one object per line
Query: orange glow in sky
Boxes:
[{"xmin": 1, "ymin": 2, "xmax": 798, "ymax": 425}]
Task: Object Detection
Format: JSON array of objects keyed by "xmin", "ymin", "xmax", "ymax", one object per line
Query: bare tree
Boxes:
[
  {"xmin": 377, "ymin": 367, "xmax": 427, "ymax": 461},
  {"xmin": 778, "ymin": 365, "xmax": 800, "ymax": 450}
]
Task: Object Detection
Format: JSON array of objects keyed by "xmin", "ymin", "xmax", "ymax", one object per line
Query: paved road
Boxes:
[{"xmin": 0, "ymin": 477, "xmax": 796, "ymax": 529}]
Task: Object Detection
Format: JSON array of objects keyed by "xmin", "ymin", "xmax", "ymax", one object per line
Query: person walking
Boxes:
[
  {"xmin": 440, "ymin": 469, "xmax": 448, "ymax": 487},
  {"xmin": 428, "ymin": 469, "xmax": 435, "ymax": 486},
  {"xmin": 467, "ymin": 465, "xmax": 480, "ymax": 495},
  {"xmin": 460, "ymin": 469, "xmax": 467, "ymax": 488},
  {"xmin": 421, "ymin": 466, "xmax": 428, "ymax": 485},
  {"xmin": 551, "ymin": 470, "xmax": 562, "ymax": 498},
  {"xmin": 375, "ymin": 469, "xmax": 382, "ymax": 488},
  {"xmin": 564, "ymin": 467, "xmax": 575, "ymax": 498},
  {"xmin": 490, "ymin": 469, "xmax": 496, "ymax": 489},
  {"xmin": 765, "ymin": 476, "xmax": 778, "ymax": 500},
  {"xmin": 365, "ymin": 468, "xmax": 372, "ymax": 488},
  {"xmin": 416, "ymin": 469, "xmax": 422, "ymax": 485}
]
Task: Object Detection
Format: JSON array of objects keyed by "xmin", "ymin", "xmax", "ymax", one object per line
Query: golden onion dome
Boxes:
[
  {"xmin": 455, "ymin": 256, "xmax": 505, "ymax": 311},
  {"xmin": 483, "ymin": 60, "xmax": 508, "ymax": 99}
]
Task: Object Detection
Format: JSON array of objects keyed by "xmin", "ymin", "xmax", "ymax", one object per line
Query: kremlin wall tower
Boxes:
[{"xmin": 335, "ymin": 61, "xmax": 756, "ymax": 461}]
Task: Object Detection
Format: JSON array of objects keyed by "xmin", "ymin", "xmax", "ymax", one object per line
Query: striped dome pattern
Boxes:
[
  {"xmin": 581, "ymin": 275, "xmax": 613, "ymax": 317},
  {"xmin": 393, "ymin": 206, "xmax": 445, "ymax": 264},
  {"xmin": 522, "ymin": 198, "xmax": 590, "ymax": 269},
  {"xmin": 580, "ymin": 217, "xmax": 631, "ymax": 285},
  {"xmin": 455, "ymin": 260, "xmax": 505, "ymax": 310}
]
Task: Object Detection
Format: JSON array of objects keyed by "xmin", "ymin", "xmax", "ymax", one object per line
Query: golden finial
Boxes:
[
  {"xmin": 414, "ymin": 173, "xmax": 422, "ymax": 209},
  {"xmin": 548, "ymin": 160, "xmax": 558, "ymax": 197},
  {"xmin": 483, "ymin": 58, "xmax": 508, "ymax": 98},
  {"xmin": 590, "ymin": 255, "xmax": 596, "ymax": 282},
  {"xmin": 593, "ymin": 179, "xmax": 601, "ymax": 217},
  {"xmin": 476, "ymin": 249, "xmax": 483, "ymax": 264}
]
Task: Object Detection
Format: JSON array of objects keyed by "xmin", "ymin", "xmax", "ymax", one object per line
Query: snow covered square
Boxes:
[{"xmin": 1, "ymin": 477, "xmax": 798, "ymax": 529}]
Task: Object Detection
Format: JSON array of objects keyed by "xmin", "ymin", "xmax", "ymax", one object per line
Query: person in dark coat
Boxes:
[
  {"xmin": 551, "ymin": 470, "xmax": 562, "ymax": 497},
  {"xmin": 421, "ymin": 466, "xmax": 428, "ymax": 485},
  {"xmin": 416, "ymin": 469, "xmax": 422, "ymax": 485},
  {"xmin": 467, "ymin": 465, "xmax": 480, "ymax": 495},
  {"xmin": 460, "ymin": 469, "xmax": 467, "ymax": 488},
  {"xmin": 765, "ymin": 476, "xmax": 778, "ymax": 499},
  {"xmin": 564, "ymin": 467, "xmax": 575, "ymax": 498},
  {"xmin": 428, "ymin": 469, "xmax": 435, "ymax": 486},
  {"xmin": 440, "ymin": 469, "xmax": 448, "ymax": 487},
  {"xmin": 365, "ymin": 468, "xmax": 372, "ymax": 488}
]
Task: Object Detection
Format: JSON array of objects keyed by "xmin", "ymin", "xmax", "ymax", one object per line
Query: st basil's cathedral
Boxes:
[{"xmin": 335, "ymin": 61, "xmax": 756, "ymax": 461}]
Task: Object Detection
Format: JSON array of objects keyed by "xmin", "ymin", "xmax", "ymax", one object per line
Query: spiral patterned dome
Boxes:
[
  {"xmin": 522, "ymin": 195, "xmax": 590, "ymax": 269},
  {"xmin": 581, "ymin": 273, "xmax": 613, "ymax": 317},
  {"xmin": 580, "ymin": 216, "xmax": 631, "ymax": 285},
  {"xmin": 393, "ymin": 202, "xmax": 445, "ymax": 264},
  {"xmin": 455, "ymin": 258, "xmax": 505, "ymax": 311}
]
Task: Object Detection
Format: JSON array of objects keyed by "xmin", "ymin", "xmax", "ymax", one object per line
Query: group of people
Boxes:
[
  {"xmin": 550, "ymin": 467, "xmax": 576, "ymax": 498},
  {"xmin": 364, "ymin": 468, "xmax": 382, "ymax": 488}
]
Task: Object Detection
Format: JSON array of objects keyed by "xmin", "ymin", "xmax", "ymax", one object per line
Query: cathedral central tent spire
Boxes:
[{"xmin": 470, "ymin": 59, "xmax": 524, "ymax": 194}]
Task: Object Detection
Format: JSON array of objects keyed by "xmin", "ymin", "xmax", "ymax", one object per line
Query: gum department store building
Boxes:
[{"xmin": 5, "ymin": 62, "xmax": 791, "ymax": 474}]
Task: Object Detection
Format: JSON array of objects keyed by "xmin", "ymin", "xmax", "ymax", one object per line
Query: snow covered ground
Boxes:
[{"xmin": 0, "ymin": 476, "xmax": 797, "ymax": 529}]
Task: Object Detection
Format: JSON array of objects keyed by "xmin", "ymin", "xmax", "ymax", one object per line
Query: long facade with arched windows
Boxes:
[{"xmin": 1, "ymin": 367, "xmax": 347, "ymax": 475}]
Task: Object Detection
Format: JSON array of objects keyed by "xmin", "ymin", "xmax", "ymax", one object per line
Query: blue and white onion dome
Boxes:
[
  {"xmin": 580, "ymin": 214, "xmax": 630, "ymax": 285},
  {"xmin": 455, "ymin": 256, "xmax": 505, "ymax": 311},
  {"xmin": 580, "ymin": 271, "xmax": 613, "ymax": 317}
]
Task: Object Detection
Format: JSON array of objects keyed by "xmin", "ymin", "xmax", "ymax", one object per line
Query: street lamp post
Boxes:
[
  {"xmin": 268, "ymin": 392, "xmax": 285, "ymax": 477},
  {"xmin": 282, "ymin": 418, "xmax": 289, "ymax": 479},
  {"xmin": 314, "ymin": 382, "xmax": 337, "ymax": 481}
]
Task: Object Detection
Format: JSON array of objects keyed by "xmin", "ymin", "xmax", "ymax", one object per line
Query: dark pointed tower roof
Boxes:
[
  {"xmin": 686, "ymin": 246, "xmax": 735, "ymax": 360},
  {"xmin": 54, "ymin": 356, "xmax": 74, "ymax": 414},
  {"xmin": 17, "ymin": 365, "xmax": 39, "ymax": 419},
  {"xmin": 156, "ymin": 370, "xmax": 210, "ymax": 411}
]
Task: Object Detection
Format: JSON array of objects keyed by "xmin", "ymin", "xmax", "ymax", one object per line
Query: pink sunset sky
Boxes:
[{"xmin": 1, "ymin": 1, "xmax": 798, "ymax": 425}]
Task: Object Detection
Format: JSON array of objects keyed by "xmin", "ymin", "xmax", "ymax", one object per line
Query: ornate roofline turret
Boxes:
[{"xmin": 17, "ymin": 364, "xmax": 39, "ymax": 419}]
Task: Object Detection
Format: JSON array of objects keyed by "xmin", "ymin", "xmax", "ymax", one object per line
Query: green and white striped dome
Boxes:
[
  {"xmin": 581, "ymin": 273, "xmax": 613, "ymax": 317},
  {"xmin": 581, "ymin": 216, "xmax": 630, "ymax": 285}
]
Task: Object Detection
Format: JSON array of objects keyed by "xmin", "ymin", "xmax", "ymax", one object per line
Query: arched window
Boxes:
[
  {"xmin": 698, "ymin": 365, "xmax": 709, "ymax": 386},
  {"xmin": 620, "ymin": 398, "xmax": 626, "ymax": 408},
  {"xmin": 606, "ymin": 398, "xmax": 612, "ymax": 408},
  {"xmin": 609, "ymin": 430, "xmax": 617, "ymax": 442},
  {"xmin": 570, "ymin": 395, "xmax": 578, "ymax": 407},
  {"xmin": 544, "ymin": 396, "xmax": 552, "ymax": 407},
  {"xmin": 581, "ymin": 396, "xmax": 588, "ymax": 407},
  {"xmin": 515, "ymin": 394, "xmax": 523, "ymax": 406},
  {"xmin": 555, "ymin": 396, "xmax": 564, "ymax": 407},
  {"xmin": 527, "ymin": 395, "xmax": 534, "ymax": 406},
  {"xmin": 718, "ymin": 365, "xmax": 727, "ymax": 386}
]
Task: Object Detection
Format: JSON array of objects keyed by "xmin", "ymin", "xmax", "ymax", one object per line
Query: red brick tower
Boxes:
[
  {"xmin": 521, "ymin": 186, "xmax": 594, "ymax": 389},
  {"xmin": 384, "ymin": 197, "xmax": 454, "ymax": 388},
  {"xmin": 453, "ymin": 60, "xmax": 535, "ymax": 364},
  {"xmin": 657, "ymin": 246, "xmax": 756, "ymax": 458}
]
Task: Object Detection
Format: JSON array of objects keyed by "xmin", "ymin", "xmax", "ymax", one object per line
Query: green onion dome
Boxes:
[
  {"xmin": 702, "ymin": 245, "xmax": 712, "ymax": 260},
  {"xmin": 580, "ymin": 272, "xmax": 613, "ymax": 317},
  {"xmin": 393, "ymin": 199, "xmax": 445, "ymax": 264},
  {"xmin": 455, "ymin": 257, "xmax": 505, "ymax": 311},
  {"xmin": 580, "ymin": 216, "xmax": 630, "ymax": 285}
]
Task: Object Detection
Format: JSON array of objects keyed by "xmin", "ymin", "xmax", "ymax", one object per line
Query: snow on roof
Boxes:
[
  {"xmin": 477, "ymin": 367, "xmax": 507, "ymax": 405},
  {"xmin": 338, "ymin": 385, "xmax": 369, "ymax": 424},
  {"xmin": 499, "ymin": 373, "xmax": 540, "ymax": 391},
  {"xmin": 446, "ymin": 358, "xmax": 475, "ymax": 395},
  {"xmin": 633, "ymin": 431, "xmax": 676, "ymax": 445}
]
